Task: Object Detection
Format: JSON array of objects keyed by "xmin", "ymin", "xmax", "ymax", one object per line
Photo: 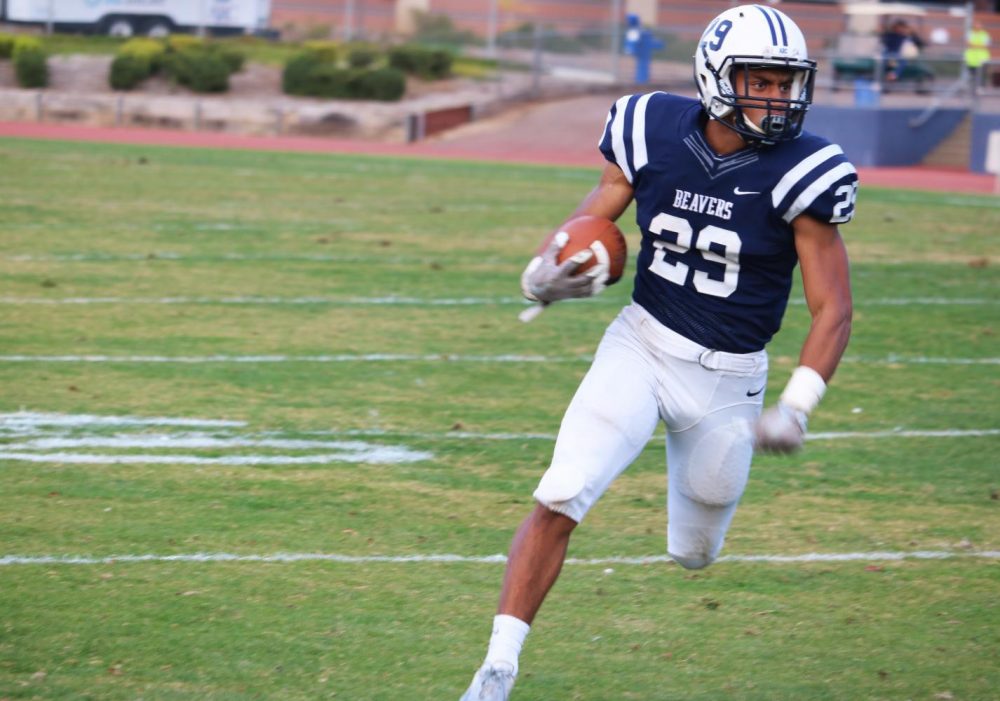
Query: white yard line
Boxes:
[
  {"xmin": 0, "ymin": 296, "xmax": 523, "ymax": 306},
  {"xmin": 0, "ymin": 295, "xmax": 994, "ymax": 307},
  {"xmin": 1, "ymin": 550, "xmax": 997, "ymax": 567},
  {"xmin": 1, "ymin": 412, "xmax": 996, "ymax": 447},
  {"xmin": 0, "ymin": 353, "xmax": 998, "ymax": 365},
  {"xmin": 0, "ymin": 449, "xmax": 432, "ymax": 465}
]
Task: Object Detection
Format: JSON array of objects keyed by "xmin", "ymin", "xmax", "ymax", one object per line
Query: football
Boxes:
[{"xmin": 555, "ymin": 215, "xmax": 628, "ymax": 285}]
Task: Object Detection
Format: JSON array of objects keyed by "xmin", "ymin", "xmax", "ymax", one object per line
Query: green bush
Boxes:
[
  {"xmin": 282, "ymin": 50, "xmax": 324, "ymax": 95},
  {"xmin": 12, "ymin": 37, "xmax": 48, "ymax": 88},
  {"xmin": 109, "ymin": 53, "xmax": 152, "ymax": 90},
  {"xmin": 207, "ymin": 43, "xmax": 245, "ymax": 74},
  {"xmin": 0, "ymin": 34, "xmax": 17, "ymax": 59},
  {"xmin": 282, "ymin": 51, "xmax": 405, "ymax": 101},
  {"xmin": 165, "ymin": 49, "xmax": 230, "ymax": 93},
  {"xmin": 166, "ymin": 34, "xmax": 204, "ymax": 53},
  {"xmin": 120, "ymin": 37, "xmax": 166, "ymax": 72},
  {"xmin": 346, "ymin": 43, "xmax": 381, "ymax": 69},
  {"xmin": 156, "ymin": 38, "xmax": 242, "ymax": 93},
  {"xmin": 301, "ymin": 40, "xmax": 340, "ymax": 63},
  {"xmin": 410, "ymin": 11, "xmax": 479, "ymax": 47},
  {"xmin": 388, "ymin": 44, "xmax": 452, "ymax": 80},
  {"xmin": 350, "ymin": 67, "xmax": 405, "ymax": 101}
]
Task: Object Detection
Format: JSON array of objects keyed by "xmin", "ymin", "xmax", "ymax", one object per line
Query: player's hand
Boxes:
[
  {"xmin": 753, "ymin": 402, "xmax": 808, "ymax": 454},
  {"xmin": 520, "ymin": 231, "xmax": 609, "ymax": 303}
]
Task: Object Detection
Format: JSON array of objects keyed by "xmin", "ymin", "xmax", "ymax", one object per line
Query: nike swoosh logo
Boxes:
[
  {"xmin": 733, "ymin": 187, "xmax": 761, "ymax": 196},
  {"xmin": 746, "ymin": 386, "xmax": 765, "ymax": 397}
]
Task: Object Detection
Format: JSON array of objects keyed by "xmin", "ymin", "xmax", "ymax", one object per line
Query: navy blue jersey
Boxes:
[{"xmin": 598, "ymin": 92, "xmax": 858, "ymax": 353}]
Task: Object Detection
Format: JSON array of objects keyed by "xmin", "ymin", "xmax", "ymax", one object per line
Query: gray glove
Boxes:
[
  {"xmin": 753, "ymin": 401, "xmax": 808, "ymax": 454},
  {"xmin": 520, "ymin": 231, "xmax": 610, "ymax": 303}
]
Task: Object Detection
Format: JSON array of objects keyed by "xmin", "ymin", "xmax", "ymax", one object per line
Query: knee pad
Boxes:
[
  {"xmin": 675, "ymin": 419, "xmax": 753, "ymax": 507},
  {"xmin": 533, "ymin": 462, "xmax": 586, "ymax": 505}
]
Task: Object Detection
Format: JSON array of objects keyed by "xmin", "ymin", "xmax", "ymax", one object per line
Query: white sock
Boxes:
[{"xmin": 484, "ymin": 614, "xmax": 530, "ymax": 675}]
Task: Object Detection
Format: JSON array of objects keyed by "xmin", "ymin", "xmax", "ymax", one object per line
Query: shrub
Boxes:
[
  {"xmin": 282, "ymin": 50, "xmax": 324, "ymax": 95},
  {"xmin": 165, "ymin": 49, "xmax": 229, "ymax": 93},
  {"xmin": 12, "ymin": 37, "xmax": 47, "ymax": 88},
  {"xmin": 410, "ymin": 11, "xmax": 479, "ymax": 47},
  {"xmin": 120, "ymin": 37, "xmax": 166, "ymax": 72},
  {"xmin": 166, "ymin": 34, "xmax": 203, "ymax": 53},
  {"xmin": 207, "ymin": 43, "xmax": 245, "ymax": 74},
  {"xmin": 349, "ymin": 67, "xmax": 405, "ymax": 101},
  {"xmin": 0, "ymin": 34, "xmax": 17, "ymax": 59},
  {"xmin": 346, "ymin": 43, "xmax": 381, "ymax": 69},
  {"xmin": 282, "ymin": 52, "xmax": 405, "ymax": 101},
  {"xmin": 157, "ymin": 38, "xmax": 243, "ymax": 93},
  {"xmin": 388, "ymin": 44, "xmax": 452, "ymax": 80},
  {"xmin": 301, "ymin": 40, "xmax": 340, "ymax": 63},
  {"xmin": 305, "ymin": 64, "xmax": 354, "ymax": 98},
  {"xmin": 109, "ymin": 53, "xmax": 152, "ymax": 90}
]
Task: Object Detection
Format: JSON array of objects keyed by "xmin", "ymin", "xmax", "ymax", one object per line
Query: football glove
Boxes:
[
  {"xmin": 753, "ymin": 401, "xmax": 808, "ymax": 454},
  {"xmin": 520, "ymin": 231, "xmax": 610, "ymax": 304},
  {"xmin": 753, "ymin": 366, "xmax": 827, "ymax": 454}
]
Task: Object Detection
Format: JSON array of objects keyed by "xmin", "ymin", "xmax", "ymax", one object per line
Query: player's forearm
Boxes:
[{"xmin": 797, "ymin": 299, "xmax": 852, "ymax": 382}]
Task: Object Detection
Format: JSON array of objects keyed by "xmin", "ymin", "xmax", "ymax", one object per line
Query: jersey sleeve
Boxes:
[
  {"xmin": 770, "ymin": 143, "xmax": 859, "ymax": 225},
  {"xmin": 597, "ymin": 92, "xmax": 663, "ymax": 185}
]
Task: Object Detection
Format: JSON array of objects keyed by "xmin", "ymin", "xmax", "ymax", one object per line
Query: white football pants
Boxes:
[{"xmin": 533, "ymin": 303, "xmax": 769, "ymax": 569}]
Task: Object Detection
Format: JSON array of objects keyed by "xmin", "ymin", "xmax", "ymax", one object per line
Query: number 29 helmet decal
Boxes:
[{"xmin": 694, "ymin": 4, "xmax": 817, "ymax": 144}]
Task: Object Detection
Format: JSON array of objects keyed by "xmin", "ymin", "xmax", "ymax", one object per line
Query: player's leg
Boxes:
[
  {"xmin": 461, "ymin": 307, "xmax": 661, "ymax": 700},
  {"xmin": 663, "ymin": 357, "xmax": 767, "ymax": 569},
  {"xmin": 496, "ymin": 503, "xmax": 577, "ymax": 624}
]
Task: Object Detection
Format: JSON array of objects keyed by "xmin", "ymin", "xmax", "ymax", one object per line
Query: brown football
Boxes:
[{"xmin": 555, "ymin": 215, "xmax": 628, "ymax": 285}]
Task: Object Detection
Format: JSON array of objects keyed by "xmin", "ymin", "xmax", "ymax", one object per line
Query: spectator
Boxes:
[
  {"xmin": 965, "ymin": 21, "xmax": 992, "ymax": 93},
  {"xmin": 881, "ymin": 18, "xmax": 924, "ymax": 81}
]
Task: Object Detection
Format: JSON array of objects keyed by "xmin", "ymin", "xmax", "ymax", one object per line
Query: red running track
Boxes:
[{"xmin": 1, "ymin": 120, "xmax": 996, "ymax": 195}]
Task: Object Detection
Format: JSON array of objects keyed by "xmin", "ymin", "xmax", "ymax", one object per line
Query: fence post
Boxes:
[
  {"xmin": 532, "ymin": 23, "xmax": 543, "ymax": 95},
  {"xmin": 611, "ymin": 0, "xmax": 622, "ymax": 82}
]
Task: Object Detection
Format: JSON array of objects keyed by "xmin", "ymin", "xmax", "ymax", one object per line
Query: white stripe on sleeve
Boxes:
[
  {"xmin": 782, "ymin": 162, "xmax": 858, "ymax": 223},
  {"xmin": 631, "ymin": 92, "xmax": 656, "ymax": 173},
  {"xmin": 771, "ymin": 144, "xmax": 843, "ymax": 209},
  {"xmin": 598, "ymin": 109, "xmax": 612, "ymax": 149},
  {"xmin": 610, "ymin": 95, "xmax": 633, "ymax": 183}
]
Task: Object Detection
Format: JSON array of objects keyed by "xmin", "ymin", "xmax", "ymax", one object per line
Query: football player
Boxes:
[{"xmin": 460, "ymin": 5, "xmax": 855, "ymax": 700}]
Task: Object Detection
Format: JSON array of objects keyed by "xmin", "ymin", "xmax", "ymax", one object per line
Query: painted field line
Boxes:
[
  {"xmin": 1, "ymin": 550, "xmax": 998, "ymax": 567},
  {"xmin": 0, "ymin": 445, "xmax": 432, "ymax": 465},
  {"xmin": 321, "ymin": 428, "xmax": 999, "ymax": 443},
  {"xmin": 0, "ymin": 429, "xmax": 994, "ymax": 465},
  {"xmin": 3, "ymin": 253, "xmax": 382, "ymax": 262},
  {"xmin": 0, "ymin": 411, "xmax": 243, "ymax": 429},
  {"xmin": 0, "ymin": 296, "xmax": 523, "ymax": 306},
  {"xmin": 1, "ymin": 353, "xmax": 998, "ymax": 366},
  {"xmin": 0, "ymin": 295, "xmax": 994, "ymax": 307}
]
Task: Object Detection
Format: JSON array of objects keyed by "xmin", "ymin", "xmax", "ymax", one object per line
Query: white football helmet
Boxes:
[{"xmin": 694, "ymin": 4, "xmax": 816, "ymax": 144}]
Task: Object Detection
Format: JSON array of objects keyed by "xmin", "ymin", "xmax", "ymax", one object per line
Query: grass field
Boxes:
[{"xmin": 1, "ymin": 136, "xmax": 998, "ymax": 700}]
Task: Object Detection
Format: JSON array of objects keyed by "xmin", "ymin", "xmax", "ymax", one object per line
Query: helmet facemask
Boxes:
[{"xmin": 704, "ymin": 53, "xmax": 816, "ymax": 144}]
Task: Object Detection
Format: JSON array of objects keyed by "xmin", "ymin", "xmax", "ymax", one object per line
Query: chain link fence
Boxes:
[{"xmin": 270, "ymin": 1, "xmax": 997, "ymax": 104}]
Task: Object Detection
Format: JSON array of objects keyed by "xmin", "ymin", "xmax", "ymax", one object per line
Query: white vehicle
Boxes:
[{"xmin": 0, "ymin": 0, "xmax": 272, "ymax": 38}]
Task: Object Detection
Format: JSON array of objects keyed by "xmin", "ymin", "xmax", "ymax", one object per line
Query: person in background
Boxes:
[
  {"xmin": 965, "ymin": 20, "xmax": 992, "ymax": 93},
  {"xmin": 881, "ymin": 18, "xmax": 924, "ymax": 81}
]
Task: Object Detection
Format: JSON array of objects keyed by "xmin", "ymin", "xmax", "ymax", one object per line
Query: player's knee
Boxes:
[
  {"xmin": 668, "ymin": 550, "xmax": 715, "ymax": 570},
  {"xmin": 675, "ymin": 419, "xmax": 753, "ymax": 507},
  {"xmin": 534, "ymin": 461, "xmax": 586, "ymax": 505},
  {"xmin": 668, "ymin": 524, "xmax": 724, "ymax": 570}
]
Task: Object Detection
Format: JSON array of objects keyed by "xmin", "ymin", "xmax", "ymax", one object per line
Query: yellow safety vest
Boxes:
[{"xmin": 965, "ymin": 28, "xmax": 991, "ymax": 69}]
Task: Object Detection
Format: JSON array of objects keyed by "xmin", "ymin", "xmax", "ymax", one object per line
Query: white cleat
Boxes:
[{"xmin": 460, "ymin": 662, "xmax": 516, "ymax": 701}]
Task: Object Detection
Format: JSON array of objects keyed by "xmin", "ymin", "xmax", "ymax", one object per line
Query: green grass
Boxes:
[{"xmin": 0, "ymin": 137, "xmax": 998, "ymax": 700}]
